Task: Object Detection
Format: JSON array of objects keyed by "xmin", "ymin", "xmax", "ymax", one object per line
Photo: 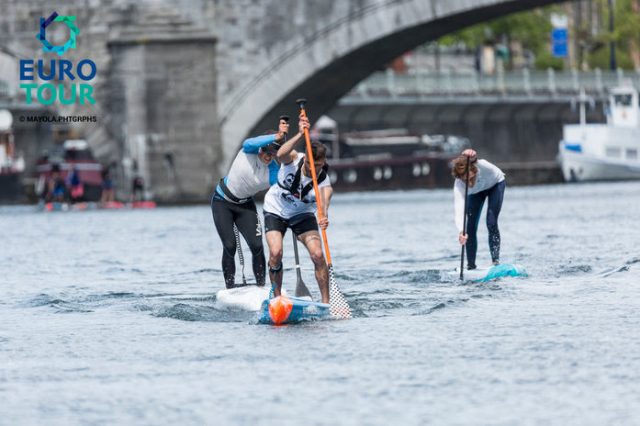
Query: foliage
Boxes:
[
  {"xmin": 535, "ymin": 50, "xmax": 565, "ymax": 70},
  {"xmin": 438, "ymin": 1, "xmax": 640, "ymax": 70}
]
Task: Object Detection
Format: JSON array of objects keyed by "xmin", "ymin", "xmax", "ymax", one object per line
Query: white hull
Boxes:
[
  {"xmin": 559, "ymin": 87, "xmax": 640, "ymax": 182},
  {"xmin": 559, "ymin": 147, "xmax": 640, "ymax": 182}
]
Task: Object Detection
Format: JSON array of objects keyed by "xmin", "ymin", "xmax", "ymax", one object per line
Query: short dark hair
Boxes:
[{"xmin": 310, "ymin": 141, "xmax": 327, "ymax": 160}]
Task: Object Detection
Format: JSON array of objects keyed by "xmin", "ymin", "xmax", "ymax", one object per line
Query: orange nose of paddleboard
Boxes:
[{"xmin": 268, "ymin": 296, "xmax": 293, "ymax": 325}]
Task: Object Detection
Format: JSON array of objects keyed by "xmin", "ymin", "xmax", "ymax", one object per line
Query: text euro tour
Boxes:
[{"xmin": 19, "ymin": 59, "xmax": 96, "ymax": 105}]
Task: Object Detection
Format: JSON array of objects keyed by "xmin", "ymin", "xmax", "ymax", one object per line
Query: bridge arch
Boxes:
[{"xmin": 220, "ymin": 0, "xmax": 564, "ymax": 167}]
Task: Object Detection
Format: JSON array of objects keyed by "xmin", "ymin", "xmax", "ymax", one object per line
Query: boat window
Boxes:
[
  {"xmin": 606, "ymin": 147, "xmax": 621, "ymax": 158},
  {"xmin": 614, "ymin": 94, "xmax": 632, "ymax": 106},
  {"xmin": 344, "ymin": 169, "xmax": 357, "ymax": 183},
  {"xmin": 627, "ymin": 149, "xmax": 638, "ymax": 160},
  {"xmin": 65, "ymin": 149, "xmax": 94, "ymax": 161}
]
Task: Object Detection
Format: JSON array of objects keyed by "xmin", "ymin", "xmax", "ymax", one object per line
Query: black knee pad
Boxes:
[{"xmin": 269, "ymin": 262, "xmax": 282, "ymax": 274}]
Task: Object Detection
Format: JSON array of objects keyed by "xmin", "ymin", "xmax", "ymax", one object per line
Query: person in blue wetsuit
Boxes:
[
  {"xmin": 452, "ymin": 149, "xmax": 506, "ymax": 270},
  {"xmin": 68, "ymin": 166, "xmax": 84, "ymax": 202},
  {"xmin": 47, "ymin": 165, "xmax": 67, "ymax": 202},
  {"xmin": 211, "ymin": 115, "xmax": 309, "ymax": 288}
]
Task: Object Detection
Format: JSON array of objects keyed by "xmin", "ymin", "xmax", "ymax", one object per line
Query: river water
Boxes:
[{"xmin": 1, "ymin": 182, "xmax": 639, "ymax": 425}]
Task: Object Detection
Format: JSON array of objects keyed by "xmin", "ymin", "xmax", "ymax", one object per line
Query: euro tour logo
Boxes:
[{"xmin": 19, "ymin": 12, "xmax": 96, "ymax": 106}]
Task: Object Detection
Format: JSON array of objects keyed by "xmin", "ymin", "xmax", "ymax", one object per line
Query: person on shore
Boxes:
[
  {"xmin": 263, "ymin": 129, "xmax": 332, "ymax": 304},
  {"xmin": 131, "ymin": 175, "xmax": 145, "ymax": 202},
  {"xmin": 100, "ymin": 168, "xmax": 115, "ymax": 203},
  {"xmin": 68, "ymin": 166, "xmax": 84, "ymax": 203},
  {"xmin": 211, "ymin": 115, "xmax": 309, "ymax": 289},
  {"xmin": 452, "ymin": 149, "xmax": 506, "ymax": 270},
  {"xmin": 47, "ymin": 164, "xmax": 66, "ymax": 203}
]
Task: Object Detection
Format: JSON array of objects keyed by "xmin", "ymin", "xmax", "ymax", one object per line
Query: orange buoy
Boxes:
[{"xmin": 268, "ymin": 296, "xmax": 293, "ymax": 325}]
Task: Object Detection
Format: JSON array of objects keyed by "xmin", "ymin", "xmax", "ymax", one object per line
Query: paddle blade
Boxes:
[
  {"xmin": 295, "ymin": 276, "xmax": 313, "ymax": 299},
  {"xmin": 328, "ymin": 266, "xmax": 352, "ymax": 319}
]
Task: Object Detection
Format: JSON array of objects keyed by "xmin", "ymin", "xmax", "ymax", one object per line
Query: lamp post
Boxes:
[{"xmin": 608, "ymin": 0, "xmax": 617, "ymax": 70}]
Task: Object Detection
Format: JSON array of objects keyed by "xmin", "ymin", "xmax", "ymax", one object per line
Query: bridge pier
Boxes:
[{"xmin": 107, "ymin": 11, "xmax": 219, "ymax": 202}]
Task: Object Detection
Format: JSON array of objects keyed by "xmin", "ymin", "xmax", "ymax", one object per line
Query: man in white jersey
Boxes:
[
  {"xmin": 452, "ymin": 149, "xmax": 506, "ymax": 270},
  {"xmin": 211, "ymin": 116, "xmax": 308, "ymax": 288},
  {"xmin": 262, "ymin": 129, "xmax": 332, "ymax": 303}
]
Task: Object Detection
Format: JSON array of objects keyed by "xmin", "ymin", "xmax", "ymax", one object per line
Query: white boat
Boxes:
[{"xmin": 558, "ymin": 86, "xmax": 640, "ymax": 182}]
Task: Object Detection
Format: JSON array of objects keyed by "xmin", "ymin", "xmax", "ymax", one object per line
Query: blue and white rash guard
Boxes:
[
  {"xmin": 216, "ymin": 134, "xmax": 280, "ymax": 202},
  {"xmin": 453, "ymin": 159, "xmax": 505, "ymax": 232}
]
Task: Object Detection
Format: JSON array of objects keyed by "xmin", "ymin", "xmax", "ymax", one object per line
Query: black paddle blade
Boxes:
[
  {"xmin": 295, "ymin": 98, "xmax": 307, "ymax": 109},
  {"xmin": 295, "ymin": 276, "xmax": 312, "ymax": 299}
]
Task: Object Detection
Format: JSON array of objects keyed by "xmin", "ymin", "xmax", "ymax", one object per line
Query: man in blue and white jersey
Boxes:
[{"xmin": 262, "ymin": 127, "xmax": 333, "ymax": 303}]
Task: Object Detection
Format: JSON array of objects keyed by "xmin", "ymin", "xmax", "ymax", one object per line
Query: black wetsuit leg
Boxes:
[
  {"xmin": 233, "ymin": 201, "xmax": 266, "ymax": 286},
  {"xmin": 211, "ymin": 195, "xmax": 237, "ymax": 288},
  {"xmin": 465, "ymin": 192, "xmax": 487, "ymax": 269},
  {"xmin": 211, "ymin": 194, "xmax": 266, "ymax": 287},
  {"xmin": 486, "ymin": 180, "xmax": 505, "ymax": 263}
]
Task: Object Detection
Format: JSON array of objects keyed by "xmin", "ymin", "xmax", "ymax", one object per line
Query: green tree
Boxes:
[
  {"xmin": 436, "ymin": 1, "xmax": 640, "ymax": 71},
  {"xmin": 439, "ymin": 6, "xmax": 561, "ymax": 70},
  {"xmin": 593, "ymin": 0, "xmax": 640, "ymax": 69}
]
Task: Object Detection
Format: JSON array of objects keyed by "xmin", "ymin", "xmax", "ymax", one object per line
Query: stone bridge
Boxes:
[
  {"xmin": 217, "ymin": 0, "xmax": 564, "ymax": 169},
  {"xmin": 1, "ymin": 0, "xmax": 566, "ymax": 200}
]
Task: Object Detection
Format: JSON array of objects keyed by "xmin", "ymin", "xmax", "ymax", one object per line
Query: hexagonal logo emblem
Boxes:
[{"xmin": 36, "ymin": 12, "xmax": 79, "ymax": 56}]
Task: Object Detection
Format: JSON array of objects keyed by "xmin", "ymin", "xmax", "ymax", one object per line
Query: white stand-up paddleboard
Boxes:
[
  {"xmin": 448, "ymin": 263, "xmax": 527, "ymax": 282},
  {"xmin": 215, "ymin": 285, "xmax": 290, "ymax": 311}
]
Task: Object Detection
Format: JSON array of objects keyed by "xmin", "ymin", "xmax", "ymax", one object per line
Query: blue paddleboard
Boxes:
[
  {"xmin": 476, "ymin": 263, "xmax": 526, "ymax": 282},
  {"xmin": 257, "ymin": 296, "xmax": 331, "ymax": 325},
  {"xmin": 451, "ymin": 263, "xmax": 527, "ymax": 282}
]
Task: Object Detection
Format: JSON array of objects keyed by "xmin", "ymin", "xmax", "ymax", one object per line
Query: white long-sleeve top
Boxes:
[{"xmin": 453, "ymin": 159, "xmax": 505, "ymax": 232}]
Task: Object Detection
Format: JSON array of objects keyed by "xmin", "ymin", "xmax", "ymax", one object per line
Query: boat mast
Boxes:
[{"xmin": 579, "ymin": 87, "xmax": 587, "ymax": 127}]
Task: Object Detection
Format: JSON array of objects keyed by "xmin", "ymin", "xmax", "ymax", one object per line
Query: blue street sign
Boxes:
[
  {"xmin": 551, "ymin": 28, "xmax": 568, "ymax": 58},
  {"xmin": 552, "ymin": 42, "xmax": 568, "ymax": 57},
  {"xmin": 552, "ymin": 28, "xmax": 568, "ymax": 42}
]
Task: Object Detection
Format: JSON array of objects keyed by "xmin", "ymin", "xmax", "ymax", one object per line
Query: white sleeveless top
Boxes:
[{"xmin": 263, "ymin": 152, "xmax": 331, "ymax": 219}]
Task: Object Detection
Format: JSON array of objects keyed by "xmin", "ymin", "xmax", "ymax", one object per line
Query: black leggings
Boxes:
[
  {"xmin": 211, "ymin": 194, "xmax": 265, "ymax": 288},
  {"xmin": 466, "ymin": 180, "xmax": 505, "ymax": 268}
]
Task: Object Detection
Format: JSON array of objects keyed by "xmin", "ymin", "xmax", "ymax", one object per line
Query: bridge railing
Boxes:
[{"xmin": 348, "ymin": 68, "xmax": 640, "ymax": 100}]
